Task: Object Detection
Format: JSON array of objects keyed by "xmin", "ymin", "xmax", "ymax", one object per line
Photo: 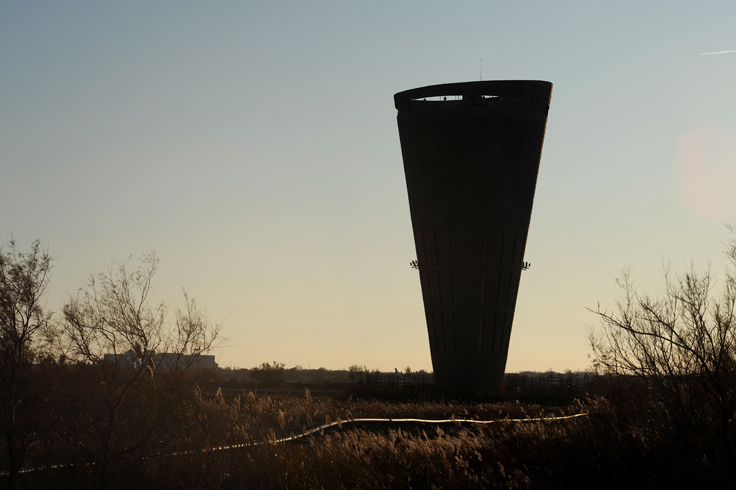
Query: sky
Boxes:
[{"xmin": 2, "ymin": 1, "xmax": 736, "ymax": 373}]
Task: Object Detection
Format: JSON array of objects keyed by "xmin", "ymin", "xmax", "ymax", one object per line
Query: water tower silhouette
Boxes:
[{"xmin": 394, "ymin": 80, "xmax": 552, "ymax": 392}]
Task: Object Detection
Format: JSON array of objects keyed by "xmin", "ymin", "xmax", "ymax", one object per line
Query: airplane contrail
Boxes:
[{"xmin": 699, "ymin": 49, "xmax": 736, "ymax": 56}]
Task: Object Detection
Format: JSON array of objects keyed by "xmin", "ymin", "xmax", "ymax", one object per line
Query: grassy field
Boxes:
[{"xmin": 11, "ymin": 384, "xmax": 725, "ymax": 490}]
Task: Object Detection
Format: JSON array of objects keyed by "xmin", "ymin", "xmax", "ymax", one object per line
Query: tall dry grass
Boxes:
[
  {"xmin": 8, "ymin": 387, "xmax": 728, "ymax": 489},
  {"xmin": 189, "ymin": 387, "xmax": 581, "ymax": 450}
]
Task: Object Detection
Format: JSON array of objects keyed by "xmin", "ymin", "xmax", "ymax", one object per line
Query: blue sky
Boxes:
[{"xmin": 2, "ymin": 1, "xmax": 735, "ymax": 371}]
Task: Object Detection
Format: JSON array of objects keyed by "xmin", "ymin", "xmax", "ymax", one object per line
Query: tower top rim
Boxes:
[{"xmin": 394, "ymin": 80, "xmax": 553, "ymax": 109}]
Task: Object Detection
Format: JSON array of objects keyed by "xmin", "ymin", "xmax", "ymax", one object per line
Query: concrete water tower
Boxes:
[{"xmin": 394, "ymin": 80, "xmax": 552, "ymax": 392}]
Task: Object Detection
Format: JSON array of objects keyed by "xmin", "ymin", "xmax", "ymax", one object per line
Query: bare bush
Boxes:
[
  {"xmin": 60, "ymin": 252, "xmax": 220, "ymax": 489},
  {"xmin": 0, "ymin": 238, "xmax": 52, "ymax": 489},
  {"xmin": 347, "ymin": 364, "xmax": 367, "ymax": 383},
  {"xmin": 589, "ymin": 232, "xmax": 736, "ymax": 478},
  {"xmin": 250, "ymin": 361, "xmax": 286, "ymax": 387}
]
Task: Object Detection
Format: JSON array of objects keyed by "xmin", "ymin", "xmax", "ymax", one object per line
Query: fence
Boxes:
[
  {"xmin": 502, "ymin": 373, "xmax": 594, "ymax": 394},
  {"xmin": 360, "ymin": 372, "xmax": 595, "ymax": 395},
  {"xmin": 362, "ymin": 373, "xmax": 435, "ymax": 393}
]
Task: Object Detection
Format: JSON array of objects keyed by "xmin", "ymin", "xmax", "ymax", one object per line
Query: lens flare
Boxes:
[{"xmin": 675, "ymin": 125, "xmax": 736, "ymax": 220}]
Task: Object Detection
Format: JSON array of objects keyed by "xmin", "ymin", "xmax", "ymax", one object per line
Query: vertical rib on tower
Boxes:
[{"xmin": 394, "ymin": 80, "xmax": 552, "ymax": 392}]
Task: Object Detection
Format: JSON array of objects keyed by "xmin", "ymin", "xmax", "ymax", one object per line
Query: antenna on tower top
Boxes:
[{"xmin": 480, "ymin": 59, "xmax": 483, "ymax": 81}]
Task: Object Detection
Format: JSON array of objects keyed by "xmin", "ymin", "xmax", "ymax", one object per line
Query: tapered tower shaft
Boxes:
[{"xmin": 394, "ymin": 80, "xmax": 552, "ymax": 392}]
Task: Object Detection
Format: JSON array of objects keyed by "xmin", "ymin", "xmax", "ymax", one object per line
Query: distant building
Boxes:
[
  {"xmin": 103, "ymin": 350, "xmax": 217, "ymax": 371},
  {"xmin": 394, "ymin": 80, "xmax": 552, "ymax": 393}
]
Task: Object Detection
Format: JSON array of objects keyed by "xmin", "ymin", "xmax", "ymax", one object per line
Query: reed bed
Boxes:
[
  {"xmin": 188, "ymin": 387, "xmax": 584, "ymax": 450},
  {"xmin": 10, "ymin": 390, "xmax": 725, "ymax": 489},
  {"xmin": 135, "ymin": 401, "xmax": 657, "ymax": 490},
  {"xmin": 125, "ymin": 391, "xmax": 658, "ymax": 490}
]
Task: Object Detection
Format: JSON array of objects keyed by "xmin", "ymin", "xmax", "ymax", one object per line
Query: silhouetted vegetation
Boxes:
[
  {"xmin": 10, "ymin": 387, "xmax": 731, "ymax": 489},
  {"xmin": 587, "ymin": 227, "xmax": 736, "ymax": 486},
  {"xmin": 0, "ymin": 238, "xmax": 53, "ymax": 490},
  {"xmin": 4, "ymin": 237, "xmax": 736, "ymax": 488},
  {"xmin": 58, "ymin": 252, "xmax": 220, "ymax": 489},
  {"xmin": 347, "ymin": 364, "xmax": 368, "ymax": 383},
  {"xmin": 249, "ymin": 361, "xmax": 286, "ymax": 387},
  {"xmin": 0, "ymin": 244, "xmax": 221, "ymax": 490}
]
